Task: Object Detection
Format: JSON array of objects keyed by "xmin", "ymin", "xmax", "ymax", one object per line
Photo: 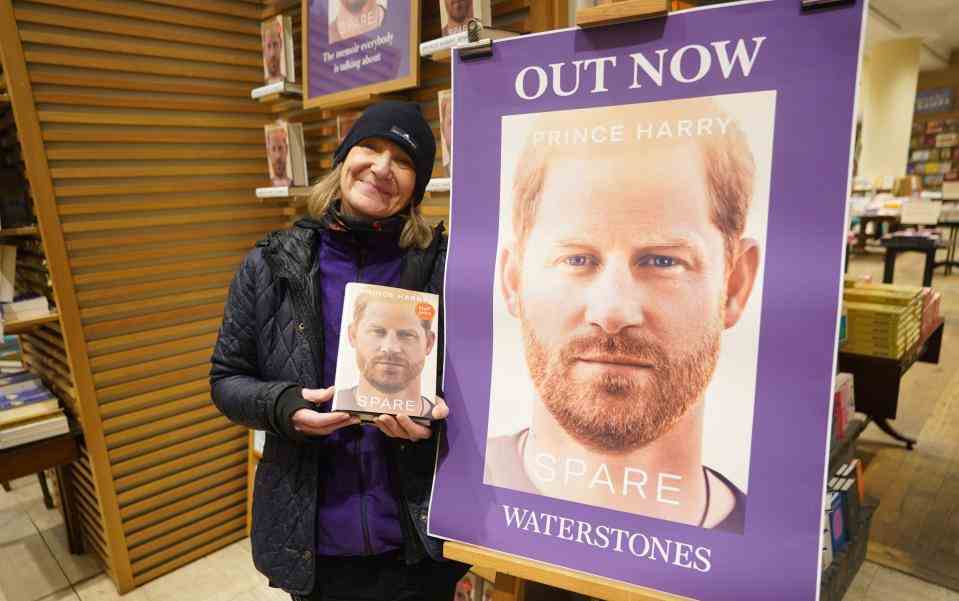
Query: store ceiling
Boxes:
[{"xmin": 867, "ymin": 0, "xmax": 958, "ymax": 71}]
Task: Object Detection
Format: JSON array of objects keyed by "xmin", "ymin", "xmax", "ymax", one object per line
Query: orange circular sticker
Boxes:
[{"xmin": 415, "ymin": 302, "xmax": 435, "ymax": 321}]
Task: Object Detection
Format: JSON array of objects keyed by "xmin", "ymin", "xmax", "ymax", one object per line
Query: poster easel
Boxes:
[{"xmin": 445, "ymin": 542, "xmax": 689, "ymax": 601}]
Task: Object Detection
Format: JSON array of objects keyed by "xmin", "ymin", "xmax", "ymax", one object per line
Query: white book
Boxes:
[
  {"xmin": 261, "ymin": 15, "xmax": 296, "ymax": 85},
  {"xmin": 251, "ymin": 81, "xmax": 303, "ymax": 100},
  {"xmin": 256, "ymin": 186, "xmax": 312, "ymax": 199},
  {"xmin": 419, "ymin": 31, "xmax": 469, "ymax": 56},
  {"xmin": 0, "ymin": 246, "xmax": 15, "ymax": 303},
  {"xmin": 426, "ymin": 178, "xmax": 450, "ymax": 193},
  {"xmin": 0, "ymin": 412, "xmax": 68, "ymax": 449}
]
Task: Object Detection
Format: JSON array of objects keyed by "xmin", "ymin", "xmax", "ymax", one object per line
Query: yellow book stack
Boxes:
[{"xmin": 841, "ymin": 283, "xmax": 922, "ymax": 359}]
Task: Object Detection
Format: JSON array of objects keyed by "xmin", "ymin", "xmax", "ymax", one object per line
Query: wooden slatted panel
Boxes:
[
  {"xmin": 72, "ymin": 442, "xmax": 111, "ymax": 575},
  {"xmin": 8, "ymin": 0, "xmax": 287, "ymax": 590}
]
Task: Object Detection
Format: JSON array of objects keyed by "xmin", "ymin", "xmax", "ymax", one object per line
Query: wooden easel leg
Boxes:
[
  {"xmin": 492, "ymin": 573, "xmax": 526, "ymax": 601},
  {"xmin": 37, "ymin": 470, "xmax": 54, "ymax": 509}
]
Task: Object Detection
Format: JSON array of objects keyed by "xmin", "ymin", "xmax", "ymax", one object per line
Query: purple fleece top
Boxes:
[{"xmin": 313, "ymin": 227, "xmax": 404, "ymax": 556}]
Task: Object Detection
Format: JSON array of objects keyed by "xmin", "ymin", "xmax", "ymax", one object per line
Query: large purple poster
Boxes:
[
  {"xmin": 303, "ymin": 0, "xmax": 419, "ymax": 109},
  {"xmin": 430, "ymin": 1, "xmax": 866, "ymax": 599}
]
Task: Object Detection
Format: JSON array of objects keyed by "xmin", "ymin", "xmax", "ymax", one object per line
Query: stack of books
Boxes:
[
  {"xmin": 920, "ymin": 287, "xmax": 942, "ymax": 341},
  {"xmin": 1, "ymin": 295, "xmax": 51, "ymax": 323},
  {"xmin": 821, "ymin": 459, "xmax": 864, "ymax": 571},
  {"xmin": 0, "ymin": 335, "xmax": 24, "ymax": 374},
  {"xmin": 831, "ymin": 373, "xmax": 856, "ymax": 444},
  {"xmin": 0, "ymin": 370, "xmax": 67, "ymax": 449},
  {"xmin": 841, "ymin": 283, "xmax": 922, "ymax": 359}
]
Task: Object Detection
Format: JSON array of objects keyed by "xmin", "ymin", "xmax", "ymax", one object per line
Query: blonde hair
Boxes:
[{"xmin": 307, "ymin": 164, "xmax": 434, "ymax": 249}]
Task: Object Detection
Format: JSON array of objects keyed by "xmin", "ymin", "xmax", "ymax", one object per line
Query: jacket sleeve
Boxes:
[{"xmin": 210, "ymin": 247, "xmax": 307, "ymax": 438}]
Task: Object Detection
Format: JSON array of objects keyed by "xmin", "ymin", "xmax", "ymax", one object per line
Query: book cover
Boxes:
[
  {"xmin": 261, "ymin": 15, "xmax": 295, "ymax": 85},
  {"xmin": 439, "ymin": 0, "xmax": 490, "ymax": 37},
  {"xmin": 438, "ymin": 89, "xmax": 452, "ymax": 173},
  {"xmin": 332, "ymin": 283, "xmax": 440, "ymax": 422},
  {"xmin": 336, "ymin": 111, "xmax": 362, "ymax": 144},
  {"xmin": 0, "ymin": 245, "xmax": 15, "ymax": 303},
  {"xmin": 828, "ymin": 492, "xmax": 848, "ymax": 554},
  {"xmin": 264, "ymin": 121, "xmax": 308, "ymax": 187}
]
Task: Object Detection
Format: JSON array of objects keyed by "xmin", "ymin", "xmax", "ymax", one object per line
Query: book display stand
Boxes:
[{"xmin": 576, "ymin": 0, "xmax": 670, "ymax": 28}]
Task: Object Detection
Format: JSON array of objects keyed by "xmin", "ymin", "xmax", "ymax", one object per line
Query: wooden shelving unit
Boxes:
[
  {"xmin": 0, "ymin": 225, "xmax": 39, "ymax": 238},
  {"xmin": 3, "ymin": 310, "xmax": 59, "ymax": 335}
]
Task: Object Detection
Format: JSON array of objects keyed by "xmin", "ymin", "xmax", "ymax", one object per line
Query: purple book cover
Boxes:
[
  {"xmin": 307, "ymin": 0, "xmax": 411, "ymax": 98},
  {"xmin": 429, "ymin": 1, "xmax": 866, "ymax": 599}
]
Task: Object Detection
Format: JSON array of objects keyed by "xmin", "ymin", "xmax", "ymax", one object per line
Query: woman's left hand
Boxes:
[{"xmin": 375, "ymin": 395, "xmax": 449, "ymax": 441}]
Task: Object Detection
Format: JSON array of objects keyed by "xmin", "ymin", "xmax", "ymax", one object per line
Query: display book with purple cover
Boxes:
[
  {"xmin": 331, "ymin": 283, "xmax": 440, "ymax": 425},
  {"xmin": 0, "ymin": 371, "xmax": 59, "ymax": 428}
]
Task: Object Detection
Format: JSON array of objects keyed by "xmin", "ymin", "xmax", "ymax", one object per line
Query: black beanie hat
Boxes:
[{"xmin": 333, "ymin": 101, "xmax": 437, "ymax": 207}]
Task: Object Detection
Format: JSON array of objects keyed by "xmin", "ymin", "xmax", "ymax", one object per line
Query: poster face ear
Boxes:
[
  {"xmin": 724, "ymin": 238, "xmax": 761, "ymax": 330},
  {"xmin": 499, "ymin": 243, "xmax": 522, "ymax": 318}
]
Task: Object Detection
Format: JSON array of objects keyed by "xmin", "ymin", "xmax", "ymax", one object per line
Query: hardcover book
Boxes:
[
  {"xmin": 264, "ymin": 121, "xmax": 308, "ymax": 187},
  {"xmin": 332, "ymin": 283, "xmax": 440, "ymax": 423},
  {"xmin": 439, "ymin": 0, "xmax": 490, "ymax": 37},
  {"xmin": 261, "ymin": 15, "xmax": 295, "ymax": 85},
  {"xmin": 438, "ymin": 89, "xmax": 452, "ymax": 173}
]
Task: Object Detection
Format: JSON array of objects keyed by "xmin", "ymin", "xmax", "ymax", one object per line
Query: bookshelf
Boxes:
[
  {"xmin": 3, "ymin": 310, "xmax": 59, "ymax": 335},
  {"xmin": 0, "ymin": 225, "xmax": 39, "ymax": 238},
  {"xmin": 820, "ymin": 503, "xmax": 878, "ymax": 601}
]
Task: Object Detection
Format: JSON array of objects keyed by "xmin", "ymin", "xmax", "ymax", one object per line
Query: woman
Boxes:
[{"xmin": 211, "ymin": 101, "xmax": 467, "ymax": 600}]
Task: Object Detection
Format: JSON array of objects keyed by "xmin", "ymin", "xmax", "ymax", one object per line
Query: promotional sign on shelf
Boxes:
[
  {"xmin": 303, "ymin": 0, "xmax": 420, "ymax": 108},
  {"xmin": 430, "ymin": 1, "xmax": 867, "ymax": 599}
]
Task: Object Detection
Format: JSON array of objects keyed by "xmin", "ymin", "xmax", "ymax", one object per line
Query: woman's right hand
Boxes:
[{"xmin": 291, "ymin": 386, "xmax": 360, "ymax": 436}]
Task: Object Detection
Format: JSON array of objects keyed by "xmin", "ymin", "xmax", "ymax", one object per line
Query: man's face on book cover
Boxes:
[
  {"xmin": 445, "ymin": 0, "xmax": 472, "ymax": 23},
  {"xmin": 501, "ymin": 143, "xmax": 735, "ymax": 453},
  {"xmin": 262, "ymin": 24, "xmax": 282, "ymax": 77},
  {"xmin": 349, "ymin": 300, "xmax": 434, "ymax": 395},
  {"xmin": 267, "ymin": 129, "xmax": 289, "ymax": 179}
]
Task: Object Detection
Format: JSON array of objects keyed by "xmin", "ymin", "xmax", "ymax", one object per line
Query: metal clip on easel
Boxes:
[{"xmin": 458, "ymin": 19, "xmax": 493, "ymax": 60}]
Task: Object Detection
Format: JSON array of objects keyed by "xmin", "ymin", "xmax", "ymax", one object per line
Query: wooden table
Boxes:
[
  {"xmin": 881, "ymin": 237, "xmax": 948, "ymax": 287},
  {"xmin": 853, "ymin": 215, "xmax": 899, "ymax": 251},
  {"xmin": 445, "ymin": 542, "xmax": 687, "ymax": 601},
  {"xmin": 837, "ymin": 319, "xmax": 944, "ymax": 449},
  {"xmin": 0, "ymin": 424, "xmax": 84, "ymax": 553},
  {"xmin": 933, "ymin": 220, "xmax": 959, "ymax": 276}
]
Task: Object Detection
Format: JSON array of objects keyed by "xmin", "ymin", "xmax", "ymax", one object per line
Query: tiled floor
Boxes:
[{"xmin": 2, "ymin": 474, "xmax": 959, "ymax": 601}]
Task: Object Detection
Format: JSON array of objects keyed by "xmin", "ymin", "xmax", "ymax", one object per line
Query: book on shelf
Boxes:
[
  {"xmin": 251, "ymin": 81, "xmax": 303, "ymax": 100},
  {"xmin": 439, "ymin": 0, "xmax": 491, "ymax": 37},
  {"xmin": 438, "ymin": 89, "xmax": 452, "ymax": 173},
  {"xmin": 0, "ymin": 410, "xmax": 68, "ymax": 450},
  {"xmin": 261, "ymin": 15, "xmax": 295, "ymax": 86},
  {"xmin": 255, "ymin": 186, "xmax": 311, "ymax": 199},
  {"xmin": 1, "ymin": 295, "xmax": 51, "ymax": 322},
  {"xmin": 0, "ymin": 381, "xmax": 59, "ymax": 429},
  {"xmin": 0, "ymin": 245, "xmax": 14, "ymax": 303},
  {"xmin": 264, "ymin": 121, "xmax": 308, "ymax": 188},
  {"xmin": 419, "ymin": 27, "xmax": 516, "ymax": 56}
]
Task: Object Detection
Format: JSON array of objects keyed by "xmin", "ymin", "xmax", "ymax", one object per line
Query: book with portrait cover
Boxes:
[
  {"xmin": 438, "ymin": 89, "xmax": 452, "ymax": 173},
  {"xmin": 264, "ymin": 121, "xmax": 308, "ymax": 187},
  {"xmin": 439, "ymin": 0, "xmax": 490, "ymax": 37},
  {"xmin": 332, "ymin": 283, "xmax": 440, "ymax": 423},
  {"xmin": 261, "ymin": 15, "xmax": 295, "ymax": 85}
]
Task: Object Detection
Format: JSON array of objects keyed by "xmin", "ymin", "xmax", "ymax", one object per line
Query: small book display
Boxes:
[
  {"xmin": 332, "ymin": 283, "xmax": 439, "ymax": 424},
  {"xmin": 0, "ymin": 365, "xmax": 66, "ymax": 449},
  {"xmin": 261, "ymin": 15, "xmax": 295, "ymax": 85},
  {"xmin": 438, "ymin": 89, "xmax": 452, "ymax": 175},
  {"xmin": 264, "ymin": 121, "xmax": 308, "ymax": 188},
  {"xmin": 439, "ymin": 0, "xmax": 490, "ymax": 37}
]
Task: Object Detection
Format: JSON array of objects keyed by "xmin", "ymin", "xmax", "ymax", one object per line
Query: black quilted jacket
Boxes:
[{"xmin": 210, "ymin": 218, "xmax": 448, "ymax": 595}]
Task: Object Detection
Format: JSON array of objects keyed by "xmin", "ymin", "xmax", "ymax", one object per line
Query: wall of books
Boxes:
[{"xmin": 910, "ymin": 66, "xmax": 959, "ymax": 191}]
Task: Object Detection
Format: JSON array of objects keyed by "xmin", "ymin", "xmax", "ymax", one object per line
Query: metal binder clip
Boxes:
[
  {"xmin": 459, "ymin": 19, "xmax": 493, "ymax": 60},
  {"xmin": 800, "ymin": 0, "xmax": 854, "ymax": 11}
]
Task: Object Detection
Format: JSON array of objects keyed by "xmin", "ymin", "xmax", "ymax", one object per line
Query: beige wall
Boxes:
[{"xmin": 859, "ymin": 38, "xmax": 922, "ymax": 181}]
